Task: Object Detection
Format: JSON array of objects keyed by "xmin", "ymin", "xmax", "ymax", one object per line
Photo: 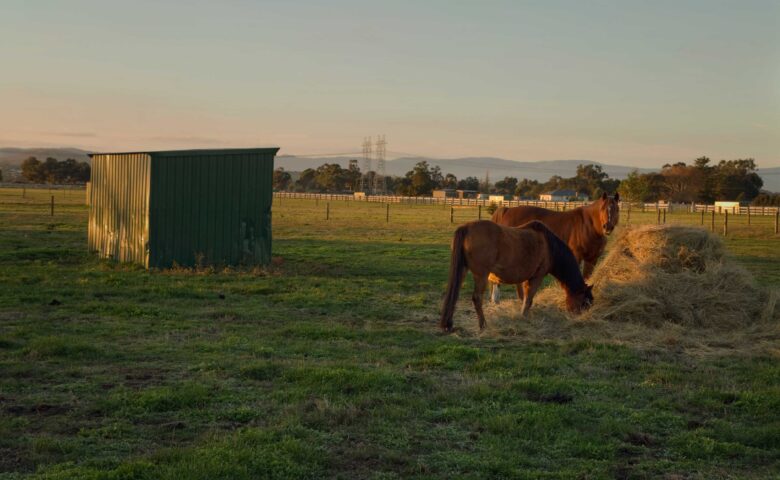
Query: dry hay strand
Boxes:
[{"xmin": 454, "ymin": 225, "xmax": 780, "ymax": 356}]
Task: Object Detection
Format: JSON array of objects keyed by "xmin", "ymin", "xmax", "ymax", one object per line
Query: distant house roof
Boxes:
[{"xmin": 542, "ymin": 189, "xmax": 577, "ymax": 196}]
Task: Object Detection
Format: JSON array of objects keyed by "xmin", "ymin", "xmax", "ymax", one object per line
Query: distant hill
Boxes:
[
  {"xmin": 0, "ymin": 147, "xmax": 92, "ymax": 167},
  {"xmin": 2, "ymin": 147, "xmax": 778, "ymax": 192},
  {"xmin": 276, "ymin": 155, "xmax": 780, "ymax": 193},
  {"xmin": 759, "ymin": 167, "xmax": 780, "ymax": 193},
  {"xmin": 276, "ymin": 155, "xmax": 656, "ymax": 183}
]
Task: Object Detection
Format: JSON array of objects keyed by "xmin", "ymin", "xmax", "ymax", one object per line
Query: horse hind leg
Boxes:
[
  {"xmin": 515, "ymin": 282, "xmax": 525, "ymax": 301},
  {"xmin": 472, "ymin": 274, "xmax": 489, "ymax": 330}
]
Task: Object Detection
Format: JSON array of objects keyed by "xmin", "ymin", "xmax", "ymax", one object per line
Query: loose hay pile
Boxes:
[{"xmin": 461, "ymin": 225, "xmax": 780, "ymax": 355}]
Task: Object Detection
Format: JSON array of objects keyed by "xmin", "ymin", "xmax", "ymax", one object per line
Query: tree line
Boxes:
[
  {"xmin": 273, "ymin": 156, "xmax": 772, "ymax": 203},
  {"xmin": 20, "ymin": 156, "xmax": 91, "ymax": 184},
  {"xmin": 618, "ymin": 157, "xmax": 763, "ymax": 203},
  {"xmin": 274, "ymin": 161, "xmax": 621, "ymax": 199}
]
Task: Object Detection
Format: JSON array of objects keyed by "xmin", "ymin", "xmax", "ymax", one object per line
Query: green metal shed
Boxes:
[{"xmin": 88, "ymin": 148, "xmax": 278, "ymax": 268}]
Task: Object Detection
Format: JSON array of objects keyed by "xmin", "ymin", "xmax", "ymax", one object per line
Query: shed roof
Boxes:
[{"xmin": 88, "ymin": 147, "xmax": 280, "ymax": 158}]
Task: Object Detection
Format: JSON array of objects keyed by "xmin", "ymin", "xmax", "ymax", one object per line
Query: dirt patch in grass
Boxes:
[{"xmin": 5, "ymin": 403, "xmax": 70, "ymax": 416}]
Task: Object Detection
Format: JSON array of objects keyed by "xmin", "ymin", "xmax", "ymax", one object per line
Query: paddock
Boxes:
[{"xmin": 1, "ymin": 186, "xmax": 779, "ymax": 478}]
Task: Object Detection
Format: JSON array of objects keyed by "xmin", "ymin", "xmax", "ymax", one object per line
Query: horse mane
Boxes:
[{"xmin": 521, "ymin": 221, "xmax": 587, "ymax": 293}]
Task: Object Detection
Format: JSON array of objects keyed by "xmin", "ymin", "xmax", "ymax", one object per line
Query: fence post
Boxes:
[
  {"xmin": 663, "ymin": 209, "xmax": 666, "ymax": 224},
  {"xmin": 747, "ymin": 206, "xmax": 751, "ymax": 225},
  {"xmin": 478, "ymin": 205, "xmax": 482, "ymax": 220},
  {"xmin": 723, "ymin": 210, "xmax": 728, "ymax": 235},
  {"xmin": 775, "ymin": 210, "xmax": 779, "ymax": 235},
  {"xmin": 626, "ymin": 203, "xmax": 631, "ymax": 225},
  {"xmin": 450, "ymin": 207, "xmax": 454, "ymax": 224},
  {"xmin": 711, "ymin": 211, "xmax": 715, "ymax": 232},
  {"xmin": 50, "ymin": 195, "xmax": 54, "ymax": 216},
  {"xmin": 700, "ymin": 209, "xmax": 705, "ymax": 226},
  {"xmin": 386, "ymin": 203, "xmax": 390, "ymax": 223},
  {"xmin": 326, "ymin": 202, "xmax": 330, "ymax": 220},
  {"xmin": 656, "ymin": 209, "xmax": 661, "ymax": 225}
]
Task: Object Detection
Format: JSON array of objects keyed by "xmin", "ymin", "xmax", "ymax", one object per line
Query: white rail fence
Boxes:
[{"xmin": 273, "ymin": 192, "xmax": 779, "ymax": 216}]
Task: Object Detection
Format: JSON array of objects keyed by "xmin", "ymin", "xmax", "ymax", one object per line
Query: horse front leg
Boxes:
[
  {"xmin": 520, "ymin": 276, "xmax": 544, "ymax": 316},
  {"xmin": 490, "ymin": 281, "xmax": 501, "ymax": 304},
  {"xmin": 583, "ymin": 260, "xmax": 596, "ymax": 279},
  {"xmin": 472, "ymin": 274, "xmax": 489, "ymax": 330}
]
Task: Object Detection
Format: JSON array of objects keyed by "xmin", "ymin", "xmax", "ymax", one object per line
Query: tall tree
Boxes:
[
  {"xmin": 441, "ymin": 173, "xmax": 458, "ymax": 189},
  {"xmin": 660, "ymin": 162, "xmax": 703, "ymax": 203},
  {"xmin": 494, "ymin": 176, "xmax": 518, "ymax": 195},
  {"xmin": 712, "ymin": 159, "xmax": 762, "ymax": 201},
  {"xmin": 457, "ymin": 176, "xmax": 480, "ymax": 191},
  {"xmin": 21, "ymin": 156, "xmax": 43, "ymax": 183},
  {"xmin": 294, "ymin": 168, "xmax": 317, "ymax": 192},
  {"xmin": 618, "ymin": 170, "xmax": 650, "ymax": 203},
  {"xmin": 515, "ymin": 179, "xmax": 541, "ymax": 198},
  {"xmin": 314, "ymin": 163, "xmax": 348, "ymax": 192},
  {"xmin": 273, "ymin": 167, "xmax": 292, "ymax": 191},
  {"xmin": 404, "ymin": 161, "xmax": 436, "ymax": 196}
]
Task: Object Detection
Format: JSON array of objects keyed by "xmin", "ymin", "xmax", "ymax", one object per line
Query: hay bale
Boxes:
[
  {"xmin": 539, "ymin": 225, "xmax": 775, "ymax": 328},
  {"xmin": 473, "ymin": 225, "xmax": 780, "ymax": 354}
]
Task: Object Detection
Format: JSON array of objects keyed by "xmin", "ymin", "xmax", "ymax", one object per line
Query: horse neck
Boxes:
[
  {"xmin": 546, "ymin": 237, "xmax": 586, "ymax": 295},
  {"xmin": 580, "ymin": 201, "xmax": 605, "ymax": 236},
  {"xmin": 549, "ymin": 261, "xmax": 585, "ymax": 296}
]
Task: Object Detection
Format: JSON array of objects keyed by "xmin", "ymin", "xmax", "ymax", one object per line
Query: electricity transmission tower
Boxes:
[
  {"xmin": 373, "ymin": 135, "xmax": 386, "ymax": 195},
  {"xmin": 360, "ymin": 137, "xmax": 372, "ymax": 193}
]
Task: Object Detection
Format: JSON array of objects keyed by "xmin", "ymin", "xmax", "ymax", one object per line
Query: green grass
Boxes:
[{"xmin": 1, "ymin": 187, "xmax": 779, "ymax": 478}]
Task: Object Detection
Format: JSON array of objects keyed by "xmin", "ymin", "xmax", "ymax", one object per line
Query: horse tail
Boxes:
[
  {"xmin": 440, "ymin": 225, "xmax": 469, "ymax": 331},
  {"xmin": 491, "ymin": 206, "xmax": 507, "ymax": 223}
]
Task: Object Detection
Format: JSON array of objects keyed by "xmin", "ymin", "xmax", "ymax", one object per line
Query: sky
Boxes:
[{"xmin": 1, "ymin": 0, "xmax": 778, "ymax": 167}]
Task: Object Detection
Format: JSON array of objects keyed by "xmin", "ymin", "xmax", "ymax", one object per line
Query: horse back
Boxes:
[{"xmin": 491, "ymin": 206, "xmax": 587, "ymax": 260}]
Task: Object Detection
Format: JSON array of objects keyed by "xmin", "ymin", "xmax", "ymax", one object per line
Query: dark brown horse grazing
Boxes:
[
  {"xmin": 440, "ymin": 220, "xmax": 593, "ymax": 332},
  {"xmin": 489, "ymin": 192, "xmax": 619, "ymax": 303}
]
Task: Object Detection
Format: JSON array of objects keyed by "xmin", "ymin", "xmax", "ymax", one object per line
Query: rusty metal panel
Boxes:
[{"xmin": 87, "ymin": 153, "xmax": 151, "ymax": 266}]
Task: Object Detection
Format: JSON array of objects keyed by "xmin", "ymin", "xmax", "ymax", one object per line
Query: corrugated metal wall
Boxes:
[
  {"xmin": 87, "ymin": 153, "xmax": 151, "ymax": 266},
  {"xmin": 88, "ymin": 148, "xmax": 276, "ymax": 269},
  {"xmin": 147, "ymin": 149, "xmax": 275, "ymax": 268}
]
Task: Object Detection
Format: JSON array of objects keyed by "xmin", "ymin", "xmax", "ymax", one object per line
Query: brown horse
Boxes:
[
  {"xmin": 440, "ymin": 220, "xmax": 593, "ymax": 332},
  {"xmin": 489, "ymin": 192, "xmax": 619, "ymax": 303}
]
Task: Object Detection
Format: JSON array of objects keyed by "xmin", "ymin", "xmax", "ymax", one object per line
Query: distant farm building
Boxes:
[
  {"xmin": 539, "ymin": 189, "xmax": 577, "ymax": 202},
  {"xmin": 489, "ymin": 194, "xmax": 514, "ymax": 203},
  {"xmin": 456, "ymin": 190, "xmax": 478, "ymax": 199},
  {"xmin": 432, "ymin": 189, "xmax": 456, "ymax": 199},
  {"xmin": 714, "ymin": 201, "xmax": 746, "ymax": 213},
  {"xmin": 88, "ymin": 148, "xmax": 279, "ymax": 268},
  {"xmin": 433, "ymin": 189, "xmax": 479, "ymax": 200}
]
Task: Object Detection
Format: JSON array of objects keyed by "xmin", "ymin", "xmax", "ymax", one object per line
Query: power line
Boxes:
[{"xmin": 279, "ymin": 151, "xmax": 361, "ymax": 158}]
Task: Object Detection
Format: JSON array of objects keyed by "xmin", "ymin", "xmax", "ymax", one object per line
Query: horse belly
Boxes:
[{"xmin": 487, "ymin": 266, "xmax": 529, "ymax": 286}]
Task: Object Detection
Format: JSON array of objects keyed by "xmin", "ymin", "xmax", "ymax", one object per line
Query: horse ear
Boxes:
[
  {"xmin": 613, "ymin": 192, "xmax": 620, "ymax": 202},
  {"xmin": 601, "ymin": 192, "xmax": 607, "ymax": 201}
]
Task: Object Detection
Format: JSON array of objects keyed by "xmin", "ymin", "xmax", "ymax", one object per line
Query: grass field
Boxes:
[{"xmin": 1, "ymin": 187, "xmax": 779, "ymax": 479}]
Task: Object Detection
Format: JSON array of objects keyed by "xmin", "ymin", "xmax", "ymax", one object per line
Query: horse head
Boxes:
[
  {"xmin": 598, "ymin": 192, "xmax": 620, "ymax": 234},
  {"xmin": 566, "ymin": 284, "xmax": 594, "ymax": 314}
]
